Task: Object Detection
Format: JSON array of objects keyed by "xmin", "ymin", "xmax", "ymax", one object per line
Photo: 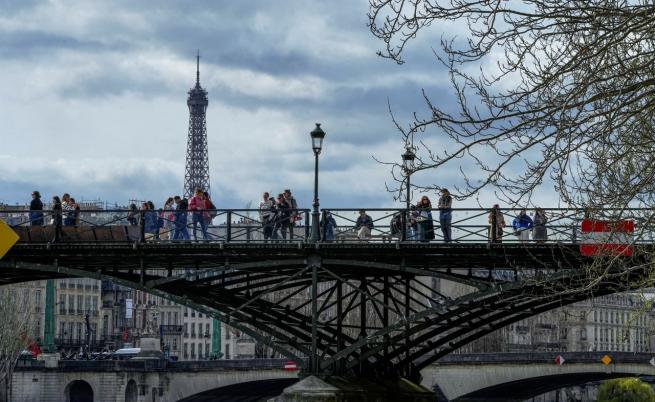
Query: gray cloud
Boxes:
[{"xmin": 0, "ymin": 0, "xmax": 472, "ymax": 209}]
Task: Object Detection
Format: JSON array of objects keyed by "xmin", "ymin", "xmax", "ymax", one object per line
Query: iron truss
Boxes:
[{"xmin": 3, "ymin": 242, "xmax": 652, "ymax": 382}]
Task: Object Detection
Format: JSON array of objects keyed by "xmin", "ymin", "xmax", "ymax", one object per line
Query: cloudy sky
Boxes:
[{"xmin": 0, "ymin": 0, "xmax": 494, "ymax": 209}]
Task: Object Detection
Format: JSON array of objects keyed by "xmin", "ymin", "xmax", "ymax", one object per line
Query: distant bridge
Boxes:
[{"xmin": 424, "ymin": 352, "xmax": 655, "ymax": 401}]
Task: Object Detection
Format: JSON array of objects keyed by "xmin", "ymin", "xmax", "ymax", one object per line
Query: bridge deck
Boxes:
[{"xmin": 5, "ymin": 242, "xmax": 588, "ymax": 271}]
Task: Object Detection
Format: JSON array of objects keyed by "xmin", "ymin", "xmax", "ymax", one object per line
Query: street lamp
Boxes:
[
  {"xmin": 310, "ymin": 123, "xmax": 326, "ymax": 243},
  {"xmin": 402, "ymin": 147, "xmax": 416, "ymax": 210}
]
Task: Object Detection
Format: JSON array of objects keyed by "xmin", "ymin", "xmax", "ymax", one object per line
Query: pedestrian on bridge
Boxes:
[
  {"xmin": 274, "ymin": 194, "xmax": 291, "ymax": 241},
  {"xmin": 284, "ymin": 189, "xmax": 299, "ymax": 240},
  {"xmin": 532, "ymin": 208, "xmax": 548, "ymax": 243},
  {"xmin": 417, "ymin": 196, "xmax": 435, "ymax": 242},
  {"xmin": 488, "ymin": 204, "xmax": 506, "ymax": 243},
  {"xmin": 512, "ymin": 209, "xmax": 533, "ymax": 242},
  {"xmin": 51, "ymin": 195, "xmax": 63, "ymax": 242},
  {"xmin": 438, "ymin": 189, "xmax": 453, "ymax": 243},
  {"xmin": 356, "ymin": 210, "xmax": 374, "ymax": 241},
  {"xmin": 189, "ymin": 188, "xmax": 210, "ymax": 241},
  {"xmin": 321, "ymin": 211, "xmax": 337, "ymax": 241},
  {"xmin": 29, "ymin": 191, "xmax": 44, "ymax": 226},
  {"xmin": 259, "ymin": 192, "xmax": 276, "ymax": 242},
  {"xmin": 160, "ymin": 197, "xmax": 175, "ymax": 240},
  {"xmin": 62, "ymin": 193, "xmax": 75, "ymax": 226},
  {"xmin": 173, "ymin": 196, "xmax": 190, "ymax": 241}
]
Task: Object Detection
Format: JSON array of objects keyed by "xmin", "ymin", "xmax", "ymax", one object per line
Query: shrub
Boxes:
[{"xmin": 597, "ymin": 377, "xmax": 655, "ymax": 402}]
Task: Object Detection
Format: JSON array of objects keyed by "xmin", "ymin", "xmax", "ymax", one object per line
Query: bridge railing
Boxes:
[{"xmin": 2, "ymin": 207, "xmax": 654, "ymax": 244}]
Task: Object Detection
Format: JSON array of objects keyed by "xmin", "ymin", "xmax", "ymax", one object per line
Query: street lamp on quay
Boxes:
[{"xmin": 310, "ymin": 123, "xmax": 326, "ymax": 243}]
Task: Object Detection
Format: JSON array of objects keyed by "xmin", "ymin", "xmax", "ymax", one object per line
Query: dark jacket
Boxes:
[
  {"xmin": 29, "ymin": 198, "xmax": 44, "ymax": 225},
  {"xmin": 275, "ymin": 201, "xmax": 291, "ymax": 223},
  {"xmin": 52, "ymin": 202, "xmax": 63, "ymax": 226},
  {"xmin": 355, "ymin": 215, "xmax": 374, "ymax": 230},
  {"xmin": 175, "ymin": 200, "xmax": 188, "ymax": 225}
]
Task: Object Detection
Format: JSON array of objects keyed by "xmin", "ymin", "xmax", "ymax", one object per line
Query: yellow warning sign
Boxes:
[
  {"xmin": 0, "ymin": 219, "xmax": 19, "ymax": 260},
  {"xmin": 601, "ymin": 355, "xmax": 612, "ymax": 365}
]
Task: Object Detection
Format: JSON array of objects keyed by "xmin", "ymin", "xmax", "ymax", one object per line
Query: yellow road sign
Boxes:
[
  {"xmin": 601, "ymin": 355, "xmax": 612, "ymax": 365},
  {"xmin": 0, "ymin": 219, "xmax": 19, "ymax": 259}
]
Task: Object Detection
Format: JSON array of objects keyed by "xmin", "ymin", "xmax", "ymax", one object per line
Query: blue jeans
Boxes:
[
  {"xmin": 440, "ymin": 212, "xmax": 452, "ymax": 243},
  {"xmin": 192, "ymin": 213, "xmax": 209, "ymax": 240},
  {"xmin": 173, "ymin": 221, "xmax": 189, "ymax": 240}
]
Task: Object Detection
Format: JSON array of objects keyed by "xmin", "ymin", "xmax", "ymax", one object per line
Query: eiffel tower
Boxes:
[{"xmin": 183, "ymin": 52, "xmax": 210, "ymax": 199}]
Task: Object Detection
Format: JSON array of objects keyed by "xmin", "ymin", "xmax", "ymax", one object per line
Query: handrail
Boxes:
[{"xmin": 2, "ymin": 207, "xmax": 651, "ymax": 245}]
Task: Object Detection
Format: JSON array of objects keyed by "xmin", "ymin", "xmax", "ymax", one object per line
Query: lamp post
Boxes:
[
  {"xmin": 402, "ymin": 147, "xmax": 416, "ymax": 210},
  {"xmin": 401, "ymin": 147, "xmax": 415, "ymax": 242},
  {"xmin": 310, "ymin": 123, "xmax": 325, "ymax": 243}
]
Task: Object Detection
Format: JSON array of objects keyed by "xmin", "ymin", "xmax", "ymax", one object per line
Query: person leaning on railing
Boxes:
[
  {"xmin": 417, "ymin": 196, "xmax": 435, "ymax": 242},
  {"xmin": 51, "ymin": 195, "xmax": 63, "ymax": 242},
  {"xmin": 259, "ymin": 192, "xmax": 276, "ymax": 242},
  {"xmin": 173, "ymin": 196, "xmax": 190, "ymax": 241}
]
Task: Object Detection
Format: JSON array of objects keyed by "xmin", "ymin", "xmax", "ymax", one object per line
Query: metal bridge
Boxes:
[{"xmin": 1, "ymin": 207, "xmax": 652, "ymax": 384}]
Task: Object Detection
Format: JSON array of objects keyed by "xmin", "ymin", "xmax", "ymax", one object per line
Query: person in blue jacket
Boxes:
[{"xmin": 512, "ymin": 208, "xmax": 533, "ymax": 242}]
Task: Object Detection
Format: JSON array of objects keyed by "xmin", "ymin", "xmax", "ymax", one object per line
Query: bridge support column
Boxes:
[{"xmin": 272, "ymin": 376, "xmax": 436, "ymax": 402}]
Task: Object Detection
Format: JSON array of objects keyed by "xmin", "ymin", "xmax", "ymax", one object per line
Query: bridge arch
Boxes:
[
  {"xmin": 125, "ymin": 379, "xmax": 137, "ymax": 402},
  {"xmin": 65, "ymin": 379, "xmax": 94, "ymax": 402},
  {"xmin": 177, "ymin": 378, "xmax": 298, "ymax": 402}
]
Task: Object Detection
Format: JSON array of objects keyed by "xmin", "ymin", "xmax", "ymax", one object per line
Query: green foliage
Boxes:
[{"xmin": 597, "ymin": 377, "xmax": 655, "ymax": 402}]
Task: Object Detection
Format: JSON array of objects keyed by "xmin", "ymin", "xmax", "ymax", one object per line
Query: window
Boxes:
[
  {"xmin": 92, "ymin": 297, "xmax": 98, "ymax": 314},
  {"xmin": 173, "ymin": 338, "xmax": 177, "ymax": 351},
  {"xmin": 76, "ymin": 322, "xmax": 82, "ymax": 341},
  {"xmin": 59, "ymin": 322, "xmax": 65, "ymax": 338},
  {"xmin": 184, "ymin": 323, "xmax": 188, "ymax": 337},
  {"xmin": 184, "ymin": 343, "xmax": 188, "ymax": 359},
  {"xmin": 191, "ymin": 310, "xmax": 196, "ymax": 318},
  {"xmin": 85, "ymin": 296, "xmax": 91, "ymax": 313},
  {"xmin": 167, "ymin": 312, "xmax": 172, "ymax": 326},
  {"xmin": 103, "ymin": 315, "xmax": 109, "ymax": 338},
  {"xmin": 206, "ymin": 323, "xmax": 210, "ymax": 336},
  {"xmin": 226, "ymin": 344, "xmax": 230, "ymax": 359},
  {"xmin": 59, "ymin": 294, "xmax": 66, "ymax": 314},
  {"xmin": 35, "ymin": 290, "xmax": 42, "ymax": 312},
  {"xmin": 174, "ymin": 312, "xmax": 178, "ymax": 325},
  {"xmin": 68, "ymin": 295, "xmax": 75, "ymax": 314},
  {"xmin": 191, "ymin": 343, "xmax": 195, "ymax": 359},
  {"xmin": 191, "ymin": 323, "xmax": 196, "ymax": 337},
  {"xmin": 199, "ymin": 343, "xmax": 203, "ymax": 358},
  {"xmin": 77, "ymin": 295, "xmax": 83, "ymax": 314}
]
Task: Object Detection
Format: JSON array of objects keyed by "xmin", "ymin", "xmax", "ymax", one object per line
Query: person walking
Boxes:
[
  {"xmin": 173, "ymin": 196, "xmax": 190, "ymax": 241},
  {"xmin": 532, "ymin": 208, "xmax": 548, "ymax": 243},
  {"xmin": 274, "ymin": 194, "xmax": 290, "ymax": 241},
  {"xmin": 259, "ymin": 192, "xmax": 276, "ymax": 242},
  {"xmin": 140, "ymin": 202, "xmax": 158, "ymax": 241},
  {"xmin": 355, "ymin": 210, "xmax": 374, "ymax": 241},
  {"xmin": 29, "ymin": 191, "xmax": 44, "ymax": 226},
  {"xmin": 189, "ymin": 188, "xmax": 209, "ymax": 241},
  {"xmin": 417, "ymin": 196, "xmax": 435, "ymax": 242},
  {"xmin": 488, "ymin": 204, "xmax": 506, "ymax": 243},
  {"xmin": 51, "ymin": 195, "xmax": 63, "ymax": 242},
  {"xmin": 438, "ymin": 189, "xmax": 453, "ymax": 243},
  {"xmin": 321, "ymin": 211, "xmax": 338, "ymax": 241},
  {"xmin": 512, "ymin": 208, "xmax": 533, "ymax": 242},
  {"xmin": 283, "ymin": 189, "xmax": 298, "ymax": 240},
  {"xmin": 62, "ymin": 193, "xmax": 75, "ymax": 226}
]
